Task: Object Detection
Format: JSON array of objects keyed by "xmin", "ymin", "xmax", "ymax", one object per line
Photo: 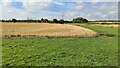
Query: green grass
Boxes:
[{"xmin": 2, "ymin": 24, "xmax": 118, "ymax": 66}]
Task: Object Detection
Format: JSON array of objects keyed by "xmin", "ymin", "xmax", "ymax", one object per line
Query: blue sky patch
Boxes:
[{"xmin": 11, "ymin": 2, "xmax": 24, "ymax": 9}]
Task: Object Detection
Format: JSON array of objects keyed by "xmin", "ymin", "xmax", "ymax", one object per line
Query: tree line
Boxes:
[
  {"xmin": 90, "ymin": 20, "xmax": 119, "ymax": 22},
  {"xmin": 1, "ymin": 17, "xmax": 89, "ymax": 24}
]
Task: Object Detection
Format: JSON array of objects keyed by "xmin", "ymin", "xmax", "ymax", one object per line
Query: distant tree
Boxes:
[
  {"xmin": 83, "ymin": 18, "xmax": 88, "ymax": 23},
  {"xmin": 53, "ymin": 19, "xmax": 58, "ymax": 23},
  {"xmin": 59, "ymin": 19, "xmax": 64, "ymax": 24},
  {"xmin": 44, "ymin": 19, "xmax": 49, "ymax": 23},
  {"xmin": 2, "ymin": 19, "xmax": 5, "ymax": 22},
  {"xmin": 12, "ymin": 18, "xmax": 17, "ymax": 23},
  {"xmin": 41, "ymin": 18, "xmax": 44, "ymax": 22},
  {"xmin": 37, "ymin": 20, "xmax": 41, "ymax": 22},
  {"xmin": 49, "ymin": 20, "xmax": 53, "ymax": 23},
  {"xmin": 72, "ymin": 17, "xmax": 88, "ymax": 23}
]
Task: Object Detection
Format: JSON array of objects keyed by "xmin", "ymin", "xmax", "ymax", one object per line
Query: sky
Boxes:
[{"xmin": 0, "ymin": 0, "xmax": 119, "ymax": 21}]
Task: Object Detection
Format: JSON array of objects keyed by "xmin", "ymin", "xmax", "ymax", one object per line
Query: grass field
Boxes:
[{"xmin": 2, "ymin": 23, "xmax": 118, "ymax": 66}]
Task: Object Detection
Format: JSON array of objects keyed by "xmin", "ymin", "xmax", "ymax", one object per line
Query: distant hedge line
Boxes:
[
  {"xmin": 0, "ymin": 17, "xmax": 89, "ymax": 24},
  {"xmin": 1, "ymin": 17, "xmax": 119, "ymax": 24}
]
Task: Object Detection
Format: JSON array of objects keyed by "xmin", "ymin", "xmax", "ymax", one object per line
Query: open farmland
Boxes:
[
  {"xmin": 90, "ymin": 24, "xmax": 119, "ymax": 28},
  {"xmin": 2, "ymin": 23, "xmax": 118, "ymax": 66},
  {"xmin": 68, "ymin": 22, "xmax": 119, "ymax": 28},
  {"xmin": 1, "ymin": 23, "xmax": 98, "ymax": 38},
  {"xmin": 1, "ymin": 1, "xmax": 119, "ymax": 67}
]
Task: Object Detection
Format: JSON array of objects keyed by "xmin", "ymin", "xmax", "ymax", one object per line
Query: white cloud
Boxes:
[
  {"xmin": 110, "ymin": 11, "xmax": 117, "ymax": 14},
  {"xmin": 91, "ymin": 0, "xmax": 119, "ymax": 4},
  {"xmin": 91, "ymin": 0, "xmax": 119, "ymax": 2},
  {"xmin": 1, "ymin": 3, "xmax": 62, "ymax": 20},
  {"xmin": 22, "ymin": 0, "xmax": 52, "ymax": 10},
  {"xmin": 21, "ymin": 0, "xmax": 52, "ymax": 2},
  {"xmin": 74, "ymin": 2, "xmax": 84, "ymax": 10},
  {"xmin": 1, "ymin": 0, "xmax": 118, "ymax": 20},
  {"xmin": 96, "ymin": 3, "xmax": 118, "ymax": 16},
  {"xmin": 1, "ymin": 0, "xmax": 53, "ymax": 19},
  {"xmin": 91, "ymin": 0, "xmax": 101, "ymax": 2},
  {"xmin": 24, "ymin": 2, "xmax": 50, "ymax": 10},
  {"xmin": 1, "ymin": 0, "xmax": 53, "ymax": 11},
  {"xmin": 101, "ymin": 14, "xmax": 107, "ymax": 18},
  {"xmin": 1, "ymin": 3, "xmax": 30, "ymax": 20},
  {"xmin": 2, "ymin": 0, "xmax": 12, "ymax": 6},
  {"xmin": 52, "ymin": 1, "xmax": 65, "ymax": 5},
  {"xmin": 63, "ymin": 12, "xmax": 80, "ymax": 20}
]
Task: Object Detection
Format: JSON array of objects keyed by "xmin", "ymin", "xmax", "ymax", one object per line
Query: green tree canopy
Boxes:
[
  {"xmin": 72, "ymin": 17, "xmax": 88, "ymax": 23},
  {"xmin": 12, "ymin": 18, "xmax": 17, "ymax": 23},
  {"xmin": 53, "ymin": 19, "xmax": 58, "ymax": 23},
  {"xmin": 59, "ymin": 19, "xmax": 64, "ymax": 24}
]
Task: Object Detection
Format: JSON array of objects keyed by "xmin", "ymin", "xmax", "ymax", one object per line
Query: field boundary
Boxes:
[
  {"xmin": 2, "ymin": 34, "xmax": 100, "ymax": 39},
  {"xmin": 2, "ymin": 33, "xmax": 117, "ymax": 39}
]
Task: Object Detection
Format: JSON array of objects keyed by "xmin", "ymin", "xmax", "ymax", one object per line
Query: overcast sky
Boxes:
[{"xmin": 0, "ymin": 0, "xmax": 119, "ymax": 21}]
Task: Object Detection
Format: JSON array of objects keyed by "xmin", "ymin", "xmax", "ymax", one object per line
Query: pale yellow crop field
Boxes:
[
  {"xmin": 1, "ymin": 23, "xmax": 98, "ymax": 38},
  {"xmin": 87, "ymin": 22, "xmax": 119, "ymax": 28},
  {"xmin": 89, "ymin": 24, "xmax": 119, "ymax": 28}
]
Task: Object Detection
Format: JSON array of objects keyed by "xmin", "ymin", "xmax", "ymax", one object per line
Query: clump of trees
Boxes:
[
  {"xmin": 12, "ymin": 19, "xmax": 17, "ymax": 23},
  {"xmin": 53, "ymin": 19, "xmax": 58, "ymax": 23},
  {"xmin": 72, "ymin": 17, "xmax": 88, "ymax": 23},
  {"xmin": 1, "ymin": 17, "xmax": 89, "ymax": 24},
  {"xmin": 52, "ymin": 19, "xmax": 64, "ymax": 24}
]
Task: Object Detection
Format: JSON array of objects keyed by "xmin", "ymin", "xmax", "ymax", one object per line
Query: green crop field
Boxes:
[{"xmin": 2, "ymin": 24, "xmax": 118, "ymax": 66}]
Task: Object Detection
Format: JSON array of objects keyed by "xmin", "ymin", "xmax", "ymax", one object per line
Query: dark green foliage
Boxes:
[
  {"xmin": 41, "ymin": 18, "xmax": 50, "ymax": 23},
  {"xmin": 1, "ymin": 17, "xmax": 89, "ymax": 23},
  {"xmin": 53, "ymin": 19, "xmax": 58, "ymax": 23},
  {"xmin": 52, "ymin": 19, "xmax": 64, "ymax": 24},
  {"xmin": 59, "ymin": 19, "xmax": 64, "ymax": 24},
  {"xmin": 72, "ymin": 17, "xmax": 88, "ymax": 23},
  {"xmin": 41, "ymin": 18, "xmax": 44, "ymax": 22},
  {"xmin": 44, "ymin": 19, "xmax": 49, "ymax": 23},
  {"xmin": 41, "ymin": 18, "xmax": 49, "ymax": 22},
  {"xmin": 12, "ymin": 19, "xmax": 17, "ymax": 23},
  {"xmin": 2, "ymin": 19, "xmax": 5, "ymax": 22},
  {"xmin": 1, "ymin": 17, "xmax": 119, "ymax": 24}
]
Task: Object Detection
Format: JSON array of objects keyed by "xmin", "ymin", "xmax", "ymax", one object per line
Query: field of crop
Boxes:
[
  {"xmin": 68, "ymin": 22, "xmax": 119, "ymax": 28},
  {"xmin": 1, "ymin": 23, "xmax": 97, "ymax": 38},
  {"xmin": 2, "ymin": 23, "xmax": 118, "ymax": 66},
  {"xmin": 88, "ymin": 24, "xmax": 119, "ymax": 28}
]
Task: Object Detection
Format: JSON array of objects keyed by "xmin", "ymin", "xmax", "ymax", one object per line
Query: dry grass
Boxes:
[
  {"xmin": 1, "ymin": 23, "xmax": 98, "ymax": 38},
  {"xmin": 89, "ymin": 24, "xmax": 119, "ymax": 28}
]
